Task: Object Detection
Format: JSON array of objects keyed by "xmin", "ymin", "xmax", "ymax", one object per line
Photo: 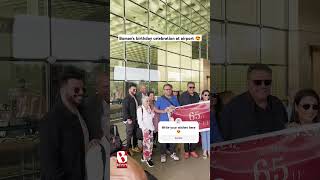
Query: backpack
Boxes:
[{"xmin": 110, "ymin": 124, "xmax": 122, "ymax": 154}]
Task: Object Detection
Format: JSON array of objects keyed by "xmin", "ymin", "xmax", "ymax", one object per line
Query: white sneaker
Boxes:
[
  {"xmin": 170, "ymin": 153, "xmax": 179, "ymax": 161},
  {"xmin": 161, "ymin": 155, "xmax": 166, "ymax": 163},
  {"xmin": 141, "ymin": 156, "xmax": 146, "ymax": 162}
]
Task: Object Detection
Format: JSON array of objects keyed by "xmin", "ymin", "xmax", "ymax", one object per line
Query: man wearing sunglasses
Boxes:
[
  {"xmin": 40, "ymin": 68, "xmax": 88, "ymax": 180},
  {"xmin": 123, "ymin": 83, "xmax": 141, "ymax": 154},
  {"xmin": 179, "ymin": 82, "xmax": 200, "ymax": 159},
  {"xmin": 220, "ymin": 64, "xmax": 287, "ymax": 141}
]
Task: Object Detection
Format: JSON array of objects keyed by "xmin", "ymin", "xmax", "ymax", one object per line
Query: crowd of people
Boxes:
[
  {"xmin": 122, "ymin": 81, "xmax": 212, "ymax": 167},
  {"xmin": 212, "ymin": 63, "xmax": 320, "ymax": 143},
  {"xmin": 39, "ymin": 66, "xmax": 212, "ymax": 180},
  {"xmin": 39, "ymin": 67, "xmax": 152, "ymax": 180},
  {"xmin": 37, "ymin": 63, "xmax": 320, "ymax": 179}
]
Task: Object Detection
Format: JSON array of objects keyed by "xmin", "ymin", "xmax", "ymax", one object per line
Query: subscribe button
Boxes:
[{"xmin": 158, "ymin": 121, "xmax": 199, "ymax": 143}]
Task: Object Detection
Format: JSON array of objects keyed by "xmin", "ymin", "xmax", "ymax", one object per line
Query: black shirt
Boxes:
[
  {"xmin": 40, "ymin": 99, "xmax": 86, "ymax": 180},
  {"xmin": 122, "ymin": 94, "xmax": 138, "ymax": 122},
  {"xmin": 179, "ymin": 91, "xmax": 200, "ymax": 106},
  {"xmin": 220, "ymin": 92, "xmax": 287, "ymax": 141}
]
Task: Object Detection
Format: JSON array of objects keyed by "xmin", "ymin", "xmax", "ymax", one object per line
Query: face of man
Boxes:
[
  {"xmin": 64, "ymin": 79, "xmax": 85, "ymax": 106},
  {"xmin": 140, "ymin": 85, "xmax": 147, "ymax": 94},
  {"xmin": 163, "ymin": 85, "xmax": 172, "ymax": 96},
  {"xmin": 248, "ymin": 70, "xmax": 272, "ymax": 102},
  {"xmin": 187, "ymin": 83, "xmax": 195, "ymax": 95},
  {"xmin": 129, "ymin": 86, "xmax": 137, "ymax": 96},
  {"xmin": 97, "ymin": 75, "xmax": 108, "ymax": 101}
]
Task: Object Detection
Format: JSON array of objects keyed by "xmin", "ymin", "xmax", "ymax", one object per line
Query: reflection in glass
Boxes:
[
  {"xmin": 169, "ymin": 81, "xmax": 181, "ymax": 91},
  {"xmin": 111, "ymin": 0, "xmax": 124, "ymax": 16},
  {"xmin": 181, "ymin": 56, "xmax": 192, "ymax": 69},
  {"xmin": 167, "ymin": 67, "xmax": 180, "ymax": 81},
  {"xmin": 125, "ymin": 1, "xmax": 148, "ymax": 26},
  {"xmin": 110, "ymin": 37, "xmax": 124, "ymax": 59},
  {"xmin": 167, "ymin": 21, "xmax": 180, "ymax": 34},
  {"xmin": 192, "ymin": 70, "xmax": 200, "ymax": 82},
  {"xmin": 212, "ymin": 65, "xmax": 226, "ymax": 92},
  {"xmin": 110, "ymin": 59, "xmax": 125, "ymax": 80},
  {"xmin": 149, "ymin": 12, "xmax": 166, "ymax": 34},
  {"xmin": 0, "ymin": 62, "xmax": 47, "ymax": 122},
  {"xmin": 167, "ymin": 7, "xmax": 180, "ymax": 26},
  {"xmin": 167, "ymin": 52, "xmax": 180, "ymax": 67},
  {"xmin": 150, "ymin": 65, "xmax": 167, "ymax": 81},
  {"xmin": 181, "ymin": 69, "xmax": 192, "ymax": 82},
  {"xmin": 181, "ymin": 15, "xmax": 192, "ymax": 32},
  {"xmin": 52, "ymin": 0, "xmax": 107, "ymax": 22},
  {"xmin": 126, "ymin": 21, "xmax": 148, "ymax": 35},
  {"xmin": 110, "ymin": 14, "xmax": 124, "ymax": 36},
  {"xmin": 126, "ymin": 42, "xmax": 148, "ymax": 62},
  {"xmin": 181, "ymin": 43, "xmax": 192, "ymax": 57}
]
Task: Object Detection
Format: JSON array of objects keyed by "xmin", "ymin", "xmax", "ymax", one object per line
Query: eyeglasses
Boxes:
[
  {"xmin": 132, "ymin": 89, "xmax": 137, "ymax": 91},
  {"xmin": 253, "ymin": 80, "xmax": 272, "ymax": 86},
  {"xmin": 301, "ymin": 104, "xmax": 319, "ymax": 111},
  {"xmin": 188, "ymin": 86, "xmax": 195, "ymax": 89}
]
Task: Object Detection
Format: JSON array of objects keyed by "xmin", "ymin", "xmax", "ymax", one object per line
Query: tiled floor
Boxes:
[{"xmin": 131, "ymin": 145, "xmax": 210, "ymax": 180}]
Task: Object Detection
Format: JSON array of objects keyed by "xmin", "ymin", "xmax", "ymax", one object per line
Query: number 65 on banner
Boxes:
[{"xmin": 254, "ymin": 157, "xmax": 288, "ymax": 180}]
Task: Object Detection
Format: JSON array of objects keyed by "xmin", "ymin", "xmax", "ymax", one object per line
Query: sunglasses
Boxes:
[
  {"xmin": 74, "ymin": 87, "xmax": 86, "ymax": 94},
  {"xmin": 188, "ymin": 86, "xmax": 195, "ymax": 89},
  {"xmin": 253, "ymin": 80, "xmax": 272, "ymax": 86},
  {"xmin": 301, "ymin": 104, "xmax": 319, "ymax": 111},
  {"xmin": 204, "ymin": 94, "xmax": 210, "ymax": 96}
]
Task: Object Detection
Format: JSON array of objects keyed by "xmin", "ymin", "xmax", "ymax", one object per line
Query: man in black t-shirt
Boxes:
[
  {"xmin": 220, "ymin": 64, "xmax": 287, "ymax": 141},
  {"xmin": 179, "ymin": 82, "xmax": 200, "ymax": 159}
]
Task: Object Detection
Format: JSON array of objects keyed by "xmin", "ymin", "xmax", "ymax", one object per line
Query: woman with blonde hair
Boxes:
[{"xmin": 137, "ymin": 96, "xmax": 155, "ymax": 167}]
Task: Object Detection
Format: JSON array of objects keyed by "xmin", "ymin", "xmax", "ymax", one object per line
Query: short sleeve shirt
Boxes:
[{"xmin": 155, "ymin": 96, "xmax": 180, "ymax": 121}]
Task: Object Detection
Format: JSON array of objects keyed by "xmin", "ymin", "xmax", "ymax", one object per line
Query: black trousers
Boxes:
[
  {"xmin": 126, "ymin": 121, "xmax": 138, "ymax": 149},
  {"xmin": 160, "ymin": 143, "xmax": 176, "ymax": 155},
  {"xmin": 184, "ymin": 143, "xmax": 197, "ymax": 152},
  {"xmin": 153, "ymin": 132, "xmax": 158, "ymax": 143}
]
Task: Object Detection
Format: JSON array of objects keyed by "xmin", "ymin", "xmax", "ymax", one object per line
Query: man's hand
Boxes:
[
  {"xmin": 166, "ymin": 106, "xmax": 175, "ymax": 113},
  {"xmin": 110, "ymin": 156, "xmax": 147, "ymax": 180},
  {"xmin": 127, "ymin": 119, "xmax": 133, "ymax": 124}
]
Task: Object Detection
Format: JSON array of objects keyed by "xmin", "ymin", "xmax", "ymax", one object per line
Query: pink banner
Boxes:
[
  {"xmin": 171, "ymin": 101, "xmax": 210, "ymax": 132},
  {"xmin": 211, "ymin": 124, "xmax": 320, "ymax": 180}
]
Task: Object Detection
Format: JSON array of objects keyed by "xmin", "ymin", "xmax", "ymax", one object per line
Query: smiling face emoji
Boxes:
[
  {"xmin": 177, "ymin": 130, "xmax": 181, "ymax": 134},
  {"xmin": 195, "ymin": 36, "xmax": 201, "ymax": 41}
]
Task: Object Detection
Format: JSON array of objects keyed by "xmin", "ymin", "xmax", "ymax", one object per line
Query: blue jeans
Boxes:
[{"xmin": 201, "ymin": 131, "xmax": 210, "ymax": 151}]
